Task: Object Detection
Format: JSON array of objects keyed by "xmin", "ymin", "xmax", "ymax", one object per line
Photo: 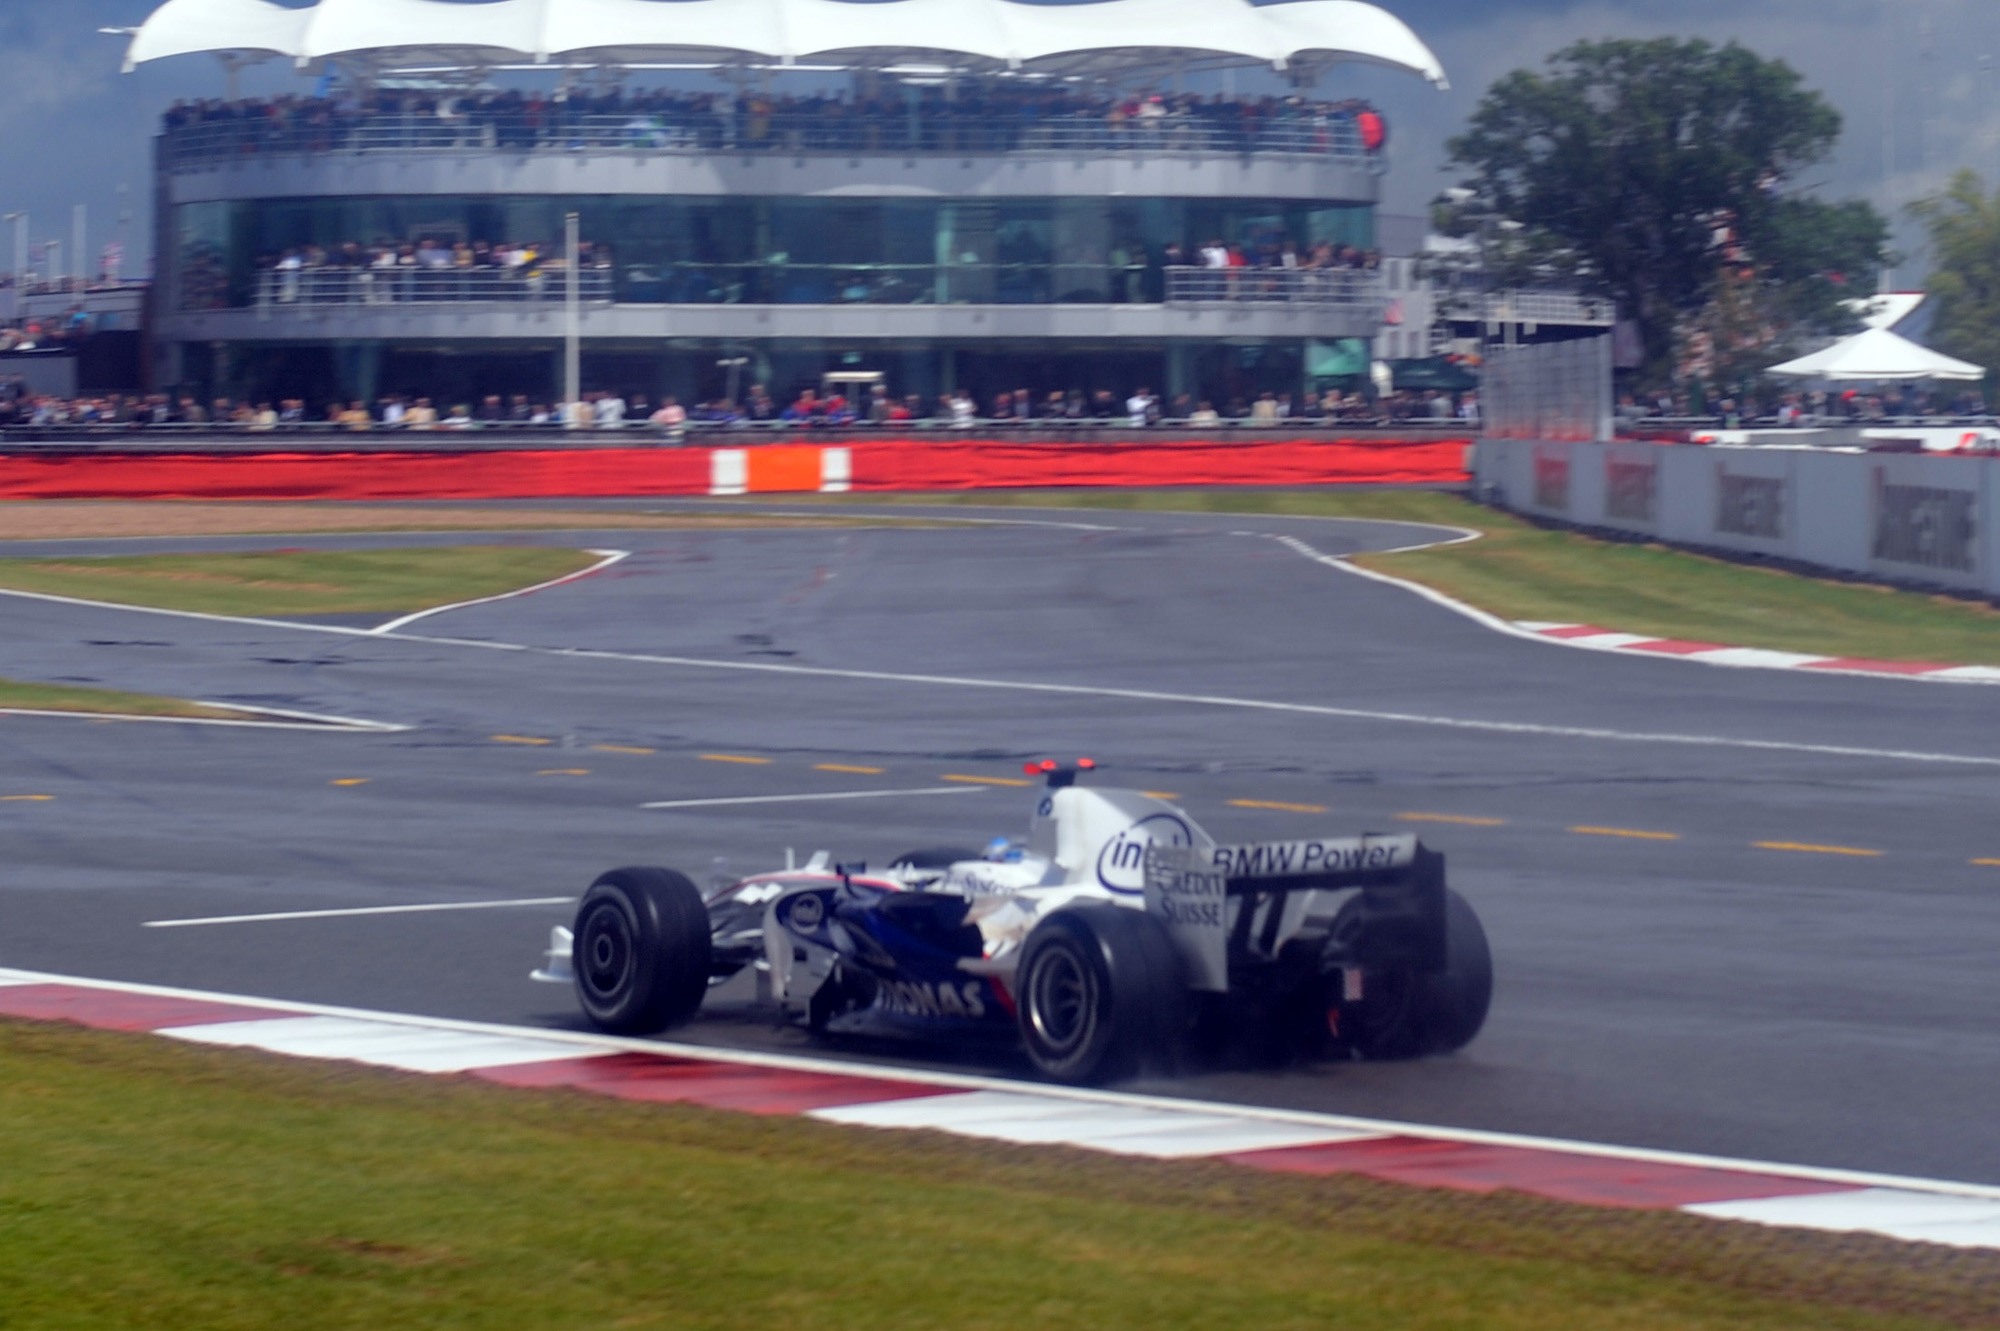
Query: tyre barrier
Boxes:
[{"xmin": 0, "ymin": 437, "xmax": 1469, "ymax": 502}]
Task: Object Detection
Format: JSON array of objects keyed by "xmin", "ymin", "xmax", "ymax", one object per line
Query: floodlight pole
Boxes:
[
  {"xmin": 564, "ymin": 210, "xmax": 581, "ymax": 415},
  {"xmin": 72, "ymin": 204, "xmax": 86, "ymax": 286}
]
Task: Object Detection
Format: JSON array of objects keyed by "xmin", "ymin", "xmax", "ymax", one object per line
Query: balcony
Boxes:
[
  {"xmin": 161, "ymin": 110, "xmax": 1381, "ymax": 170},
  {"xmin": 245, "ymin": 265, "xmax": 614, "ymax": 312}
]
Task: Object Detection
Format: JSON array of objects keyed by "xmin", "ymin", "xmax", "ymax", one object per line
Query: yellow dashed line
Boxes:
[
  {"xmin": 0, "ymin": 794, "xmax": 54, "ymax": 802},
  {"xmin": 942, "ymin": 774, "xmax": 1035, "ymax": 787},
  {"xmin": 1141, "ymin": 790, "xmax": 1181, "ymax": 800},
  {"xmin": 1754, "ymin": 841, "xmax": 1883, "ymax": 858},
  {"xmin": 1571, "ymin": 825, "xmax": 1680, "ymax": 841},
  {"xmin": 816, "ymin": 763, "xmax": 887, "ymax": 774},
  {"xmin": 1398, "ymin": 812, "xmax": 1506, "ymax": 827},
  {"xmin": 1972, "ymin": 858, "xmax": 2000, "ymax": 867},
  {"xmin": 330, "ymin": 778, "xmax": 369, "ymax": 787},
  {"xmin": 700, "ymin": 753, "xmax": 771, "ymax": 765},
  {"xmin": 537, "ymin": 769, "xmax": 591, "ymax": 777},
  {"xmin": 492, "ymin": 734, "xmax": 553, "ymax": 746},
  {"xmin": 590, "ymin": 744, "xmax": 656, "ymax": 755},
  {"xmin": 1228, "ymin": 798, "xmax": 1326, "ymax": 814}
]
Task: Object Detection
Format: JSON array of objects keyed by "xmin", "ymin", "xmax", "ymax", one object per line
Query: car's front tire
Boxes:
[
  {"xmin": 1016, "ymin": 905, "xmax": 1186, "ymax": 1084},
  {"xmin": 572, "ymin": 866, "xmax": 711, "ymax": 1034}
]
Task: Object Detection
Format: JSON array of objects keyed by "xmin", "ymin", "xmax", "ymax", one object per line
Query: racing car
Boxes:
[{"xmin": 533, "ymin": 760, "xmax": 1492, "ymax": 1084}]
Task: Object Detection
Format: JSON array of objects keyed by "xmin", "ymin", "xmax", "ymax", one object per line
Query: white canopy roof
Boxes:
[
  {"xmin": 1765, "ymin": 327, "xmax": 1985, "ymax": 382},
  {"xmin": 123, "ymin": 0, "xmax": 1448, "ymax": 86}
]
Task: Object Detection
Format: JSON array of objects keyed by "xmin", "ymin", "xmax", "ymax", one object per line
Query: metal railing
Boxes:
[
  {"xmin": 1164, "ymin": 265, "xmax": 1382, "ymax": 309},
  {"xmin": 245, "ymin": 265, "xmax": 613, "ymax": 311},
  {"xmin": 184, "ymin": 263, "xmax": 1382, "ymax": 313},
  {"xmin": 1437, "ymin": 289, "xmax": 1616, "ymax": 327},
  {"xmin": 161, "ymin": 110, "xmax": 1380, "ymax": 168},
  {"xmin": 0, "ymin": 417, "xmax": 1473, "ymax": 448}
]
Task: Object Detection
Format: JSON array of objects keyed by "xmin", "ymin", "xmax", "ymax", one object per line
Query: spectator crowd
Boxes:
[
  {"xmin": 0, "ymin": 379, "xmax": 1474, "ymax": 433},
  {"xmin": 162, "ymin": 84, "xmax": 1388, "ymax": 159}
]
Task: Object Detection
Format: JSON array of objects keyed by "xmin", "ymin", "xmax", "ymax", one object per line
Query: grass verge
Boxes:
[
  {"xmin": 0, "ymin": 545, "xmax": 601, "ymax": 618},
  {"xmin": 821, "ymin": 488, "xmax": 2000, "ymax": 665},
  {"xmin": 0, "ymin": 677, "xmax": 263, "ymax": 721},
  {"xmin": 1, "ymin": 1018, "xmax": 1992, "ymax": 1331}
]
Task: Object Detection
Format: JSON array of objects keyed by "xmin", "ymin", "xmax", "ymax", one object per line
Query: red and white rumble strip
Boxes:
[
  {"xmin": 1516, "ymin": 622, "xmax": 2000, "ymax": 684},
  {"xmin": 5, "ymin": 965, "xmax": 1998, "ymax": 1249}
]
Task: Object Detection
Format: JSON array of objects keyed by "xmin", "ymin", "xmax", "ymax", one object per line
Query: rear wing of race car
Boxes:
[{"xmin": 1143, "ymin": 834, "xmax": 1444, "ymax": 992}]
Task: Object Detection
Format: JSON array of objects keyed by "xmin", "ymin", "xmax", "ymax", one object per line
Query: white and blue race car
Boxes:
[{"xmin": 535, "ymin": 761, "xmax": 1492, "ymax": 1084}]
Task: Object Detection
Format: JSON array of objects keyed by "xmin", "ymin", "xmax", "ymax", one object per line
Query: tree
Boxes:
[
  {"xmin": 1445, "ymin": 38, "xmax": 1886, "ymax": 384},
  {"xmin": 1912, "ymin": 171, "xmax": 2000, "ymax": 384}
]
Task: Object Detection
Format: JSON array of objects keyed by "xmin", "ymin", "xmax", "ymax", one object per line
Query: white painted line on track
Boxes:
[
  {"xmin": 0, "ymin": 706, "xmax": 406, "ymax": 732},
  {"xmin": 14, "ymin": 524, "xmax": 2000, "ymax": 766},
  {"xmin": 143, "ymin": 896, "xmax": 575, "ymax": 929},
  {"xmin": 5, "ymin": 962, "xmax": 1999, "ymax": 1204},
  {"xmin": 642, "ymin": 786, "xmax": 988, "ymax": 810},
  {"xmin": 367, "ymin": 548, "xmax": 630, "ymax": 635}
]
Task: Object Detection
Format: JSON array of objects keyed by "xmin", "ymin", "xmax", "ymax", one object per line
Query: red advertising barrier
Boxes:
[
  {"xmin": 848, "ymin": 437, "xmax": 1469, "ymax": 491},
  {"xmin": 0, "ymin": 436, "xmax": 1467, "ymax": 502},
  {"xmin": 0, "ymin": 448, "xmax": 711, "ymax": 502}
]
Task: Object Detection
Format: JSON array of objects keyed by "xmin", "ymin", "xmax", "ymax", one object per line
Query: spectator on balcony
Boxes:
[
  {"xmin": 1126, "ymin": 387, "xmax": 1158, "ymax": 427},
  {"xmin": 1188, "ymin": 400, "xmax": 1220, "ymax": 426},
  {"xmin": 948, "ymin": 389, "xmax": 976, "ymax": 428},
  {"xmin": 595, "ymin": 391, "xmax": 627, "ymax": 429},
  {"xmin": 1250, "ymin": 392, "xmax": 1280, "ymax": 423},
  {"xmin": 406, "ymin": 396, "xmax": 438, "ymax": 430}
]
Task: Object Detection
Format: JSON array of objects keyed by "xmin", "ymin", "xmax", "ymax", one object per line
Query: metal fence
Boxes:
[
  {"xmin": 0, "ymin": 417, "xmax": 1471, "ymax": 448},
  {"xmin": 161, "ymin": 110, "xmax": 1379, "ymax": 168},
  {"xmin": 1164, "ymin": 266, "xmax": 1381, "ymax": 309},
  {"xmin": 202, "ymin": 264, "xmax": 1380, "ymax": 313},
  {"xmin": 1437, "ymin": 289, "xmax": 1616, "ymax": 327},
  {"xmin": 250, "ymin": 266, "xmax": 613, "ymax": 310},
  {"xmin": 1480, "ymin": 335, "xmax": 1613, "ymax": 442}
]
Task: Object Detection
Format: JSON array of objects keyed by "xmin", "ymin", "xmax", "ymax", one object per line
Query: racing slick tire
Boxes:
[
  {"xmin": 572, "ymin": 866, "xmax": 712, "ymax": 1035},
  {"xmin": 1335, "ymin": 888, "xmax": 1492, "ymax": 1060},
  {"xmin": 1016, "ymin": 905, "xmax": 1187, "ymax": 1085}
]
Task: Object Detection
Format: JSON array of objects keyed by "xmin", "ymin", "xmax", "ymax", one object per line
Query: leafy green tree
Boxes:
[
  {"xmin": 1912, "ymin": 171, "xmax": 2000, "ymax": 383},
  {"xmin": 1445, "ymin": 38, "xmax": 1886, "ymax": 383}
]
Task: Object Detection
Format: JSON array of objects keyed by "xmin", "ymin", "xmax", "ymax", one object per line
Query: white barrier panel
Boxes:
[{"xmin": 1476, "ymin": 440, "xmax": 2000, "ymax": 596}]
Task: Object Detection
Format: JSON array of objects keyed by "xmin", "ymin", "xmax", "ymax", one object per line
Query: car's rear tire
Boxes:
[
  {"xmin": 1016, "ymin": 905, "xmax": 1186, "ymax": 1085},
  {"xmin": 572, "ymin": 866, "xmax": 711, "ymax": 1034},
  {"xmin": 1337, "ymin": 888, "xmax": 1492, "ymax": 1059}
]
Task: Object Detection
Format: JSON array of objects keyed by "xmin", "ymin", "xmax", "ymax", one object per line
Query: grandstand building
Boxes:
[{"xmin": 128, "ymin": 0, "xmax": 1448, "ymax": 411}]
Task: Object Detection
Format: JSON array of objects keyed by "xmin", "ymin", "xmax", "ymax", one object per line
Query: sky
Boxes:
[{"xmin": 9, "ymin": 0, "xmax": 2000, "ymax": 283}]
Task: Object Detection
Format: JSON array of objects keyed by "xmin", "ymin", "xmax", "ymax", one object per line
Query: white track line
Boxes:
[
  {"xmin": 642, "ymin": 786, "xmax": 988, "ymax": 810},
  {"xmin": 368, "ymin": 549, "xmax": 629, "ymax": 635},
  {"xmin": 11, "ymin": 527, "xmax": 2000, "ymax": 767},
  {"xmin": 4, "ymin": 962, "xmax": 1998, "ymax": 1202},
  {"xmin": 143, "ymin": 896, "xmax": 575, "ymax": 929},
  {"xmin": 0, "ymin": 706, "xmax": 405, "ymax": 732}
]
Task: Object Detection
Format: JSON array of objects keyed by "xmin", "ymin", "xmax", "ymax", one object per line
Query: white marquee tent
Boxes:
[
  {"xmin": 121, "ymin": 0, "xmax": 1448, "ymax": 85},
  {"xmin": 1765, "ymin": 326, "xmax": 1985, "ymax": 382}
]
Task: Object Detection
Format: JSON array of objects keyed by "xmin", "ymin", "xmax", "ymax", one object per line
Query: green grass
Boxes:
[
  {"xmin": 0, "ymin": 546, "xmax": 601, "ymax": 618},
  {"xmin": 0, "ymin": 677, "xmax": 261, "ymax": 720},
  {"xmin": 814, "ymin": 488, "xmax": 2000, "ymax": 665},
  {"xmin": 0, "ymin": 1019, "xmax": 1991, "ymax": 1331}
]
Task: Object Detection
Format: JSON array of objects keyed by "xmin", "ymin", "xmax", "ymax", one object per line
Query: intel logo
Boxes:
[{"xmin": 1096, "ymin": 813, "xmax": 1193, "ymax": 895}]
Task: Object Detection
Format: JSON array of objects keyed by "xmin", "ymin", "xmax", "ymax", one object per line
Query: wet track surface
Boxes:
[{"xmin": 2, "ymin": 500, "xmax": 1998, "ymax": 1184}]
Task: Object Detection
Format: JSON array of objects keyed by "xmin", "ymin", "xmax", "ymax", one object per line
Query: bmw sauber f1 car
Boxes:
[{"xmin": 533, "ymin": 761, "xmax": 1492, "ymax": 1084}]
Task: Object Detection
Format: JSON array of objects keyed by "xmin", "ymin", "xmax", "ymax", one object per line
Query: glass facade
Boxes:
[
  {"xmin": 176, "ymin": 196, "xmax": 1374, "ymax": 310},
  {"xmin": 192, "ymin": 336, "xmax": 1330, "ymax": 416}
]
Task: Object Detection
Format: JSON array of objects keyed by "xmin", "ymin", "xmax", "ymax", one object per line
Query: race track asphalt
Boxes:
[{"xmin": 2, "ymin": 499, "xmax": 1997, "ymax": 1185}]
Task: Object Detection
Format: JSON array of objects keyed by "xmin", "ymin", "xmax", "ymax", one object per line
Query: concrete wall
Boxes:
[{"xmin": 1476, "ymin": 438, "xmax": 1999, "ymax": 596}]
